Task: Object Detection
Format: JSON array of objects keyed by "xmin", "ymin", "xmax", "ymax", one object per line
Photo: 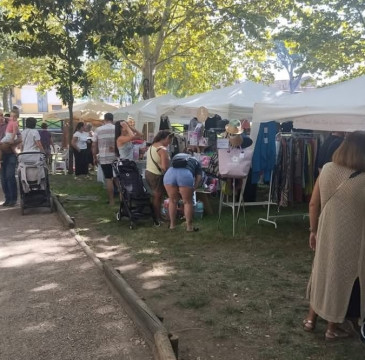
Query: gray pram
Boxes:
[{"xmin": 17, "ymin": 152, "xmax": 52, "ymax": 214}]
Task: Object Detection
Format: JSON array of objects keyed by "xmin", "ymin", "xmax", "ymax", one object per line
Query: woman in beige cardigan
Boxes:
[{"xmin": 304, "ymin": 131, "xmax": 365, "ymax": 341}]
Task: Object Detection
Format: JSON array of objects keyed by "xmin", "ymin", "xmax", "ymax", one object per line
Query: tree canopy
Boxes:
[
  {"xmin": 98, "ymin": 0, "xmax": 287, "ymax": 99},
  {"xmin": 275, "ymin": 0, "xmax": 365, "ymax": 81},
  {"xmin": 0, "ymin": 0, "xmax": 153, "ymax": 171},
  {"xmin": 1, "ymin": 0, "xmax": 364, "ymax": 106}
]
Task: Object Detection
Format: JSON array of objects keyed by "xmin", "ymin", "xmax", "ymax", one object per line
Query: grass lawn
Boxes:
[{"xmin": 50, "ymin": 173, "xmax": 364, "ymax": 360}]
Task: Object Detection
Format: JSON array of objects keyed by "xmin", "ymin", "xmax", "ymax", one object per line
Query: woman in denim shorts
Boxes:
[{"xmin": 164, "ymin": 153, "xmax": 202, "ymax": 232}]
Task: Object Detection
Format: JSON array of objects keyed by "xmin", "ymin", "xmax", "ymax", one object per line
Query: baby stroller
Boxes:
[
  {"xmin": 17, "ymin": 152, "xmax": 52, "ymax": 215},
  {"xmin": 113, "ymin": 158, "xmax": 158, "ymax": 229}
]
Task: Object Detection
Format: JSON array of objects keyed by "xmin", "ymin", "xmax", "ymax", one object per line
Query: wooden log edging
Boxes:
[
  {"xmin": 52, "ymin": 192, "xmax": 177, "ymax": 360},
  {"xmin": 51, "ymin": 194, "xmax": 75, "ymax": 228},
  {"xmin": 103, "ymin": 261, "xmax": 177, "ymax": 360},
  {"xmin": 71, "ymin": 230, "xmax": 103, "ymax": 272}
]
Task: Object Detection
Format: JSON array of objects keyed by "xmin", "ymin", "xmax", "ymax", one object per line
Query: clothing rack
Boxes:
[{"xmin": 257, "ymin": 132, "xmax": 322, "ymax": 228}]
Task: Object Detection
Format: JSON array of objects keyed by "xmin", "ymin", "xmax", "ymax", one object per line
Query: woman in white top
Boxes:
[
  {"xmin": 71, "ymin": 122, "xmax": 89, "ymax": 176},
  {"xmin": 115, "ymin": 120, "xmax": 143, "ymax": 160}
]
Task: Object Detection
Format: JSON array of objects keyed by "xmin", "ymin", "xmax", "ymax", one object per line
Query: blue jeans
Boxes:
[{"xmin": 1, "ymin": 153, "xmax": 17, "ymax": 203}]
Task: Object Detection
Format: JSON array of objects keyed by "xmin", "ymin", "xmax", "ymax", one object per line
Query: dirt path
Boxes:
[{"xmin": 0, "ymin": 197, "xmax": 152, "ymax": 360}]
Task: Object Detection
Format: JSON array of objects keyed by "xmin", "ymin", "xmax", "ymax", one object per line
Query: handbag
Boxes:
[
  {"xmin": 218, "ymin": 146, "xmax": 253, "ymax": 178},
  {"xmin": 206, "ymin": 152, "xmax": 219, "ymax": 177}
]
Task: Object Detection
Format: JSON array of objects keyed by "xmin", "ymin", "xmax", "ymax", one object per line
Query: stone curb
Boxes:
[{"xmin": 53, "ymin": 193, "xmax": 177, "ymax": 360}]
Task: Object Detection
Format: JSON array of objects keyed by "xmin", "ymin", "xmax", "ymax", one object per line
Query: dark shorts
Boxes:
[
  {"xmin": 145, "ymin": 170, "xmax": 164, "ymax": 194},
  {"xmin": 100, "ymin": 163, "xmax": 114, "ymax": 179}
]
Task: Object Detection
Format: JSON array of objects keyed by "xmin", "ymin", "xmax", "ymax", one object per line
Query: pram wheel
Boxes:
[
  {"xmin": 116, "ymin": 211, "xmax": 121, "ymax": 221},
  {"xmin": 129, "ymin": 222, "xmax": 136, "ymax": 230}
]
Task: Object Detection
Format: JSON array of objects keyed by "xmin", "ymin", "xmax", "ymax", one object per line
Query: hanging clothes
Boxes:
[
  {"xmin": 251, "ymin": 121, "xmax": 278, "ymax": 184},
  {"xmin": 271, "ymin": 134, "xmax": 319, "ymax": 207}
]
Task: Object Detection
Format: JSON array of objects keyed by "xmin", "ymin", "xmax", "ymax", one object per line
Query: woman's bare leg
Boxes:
[
  {"xmin": 164, "ymin": 184, "xmax": 179, "ymax": 229},
  {"xmin": 152, "ymin": 189, "xmax": 164, "ymax": 221},
  {"xmin": 303, "ymin": 305, "xmax": 317, "ymax": 331},
  {"xmin": 179, "ymin": 186, "xmax": 194, "ymax": 231}
]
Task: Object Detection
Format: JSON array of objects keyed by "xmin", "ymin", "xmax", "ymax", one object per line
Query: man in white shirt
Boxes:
[{"xmin": 92, "ymin": 113, "xmax": 116, "ymax": 205}]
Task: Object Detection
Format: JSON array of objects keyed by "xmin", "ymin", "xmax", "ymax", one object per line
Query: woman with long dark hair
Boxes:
[
  {"xmin": 71, "ymin": 122, "xmax": 89, "ymax": 177},
  {"xmin": 114, "ymin": 120, "xmax": 143, "ymax": 160}
]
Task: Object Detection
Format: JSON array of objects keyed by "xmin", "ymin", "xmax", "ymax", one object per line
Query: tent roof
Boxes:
[
  {"xmin": 114, "ymin": 94, "xmax": 176, "ymax": 124},
  {"xmin": 252, "ymin": 75, "xmax": 365, "ymax": 132},
  {"xmin": 158, "ymin": 81, "xmax": 284, "ymax": 122},
  {"xmin": 43, "ymin": 100, "xmax": 118, "ymax": 122}
]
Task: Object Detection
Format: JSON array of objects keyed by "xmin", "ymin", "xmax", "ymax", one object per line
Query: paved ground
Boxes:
[{"xmin": 0, "ymin": 194, "xmax": 152, "ymax": 360}]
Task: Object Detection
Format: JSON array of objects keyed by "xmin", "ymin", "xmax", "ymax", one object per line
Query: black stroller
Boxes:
[
  {"xmin": 113, "ymin": 159, "xmax": 158, "ymax": 229},
  {"xmin": 17, "ymin": 152, "xmax": 53, "ymax": 215}
]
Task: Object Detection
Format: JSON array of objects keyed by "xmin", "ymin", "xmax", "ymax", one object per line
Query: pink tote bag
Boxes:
[{"xmin": 218, "ymin": 147, "xmax": 253, "ymax": 178}]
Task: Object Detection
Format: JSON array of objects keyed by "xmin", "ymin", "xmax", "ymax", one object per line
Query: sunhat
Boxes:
[
  {"xmin": 225, "ymin": 119, "xmax": 243, "ymax": 135},
  {"xmin": 196, "ymin": 106, "xmax": 209, "ymax": 123}
]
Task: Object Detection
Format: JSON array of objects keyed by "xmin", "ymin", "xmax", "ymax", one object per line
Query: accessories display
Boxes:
[
  {"xmin": 218, "ymin": 146, "xmax": 253, "ymax": 178},
  {"xmin": 225, "ymin": 119, "xmax": 243, "ymax": 135}
]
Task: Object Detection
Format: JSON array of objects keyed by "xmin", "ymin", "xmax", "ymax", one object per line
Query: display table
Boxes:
[{"xmin": 195, "ymin": 189, "xmax": 214, "ymax": 215}]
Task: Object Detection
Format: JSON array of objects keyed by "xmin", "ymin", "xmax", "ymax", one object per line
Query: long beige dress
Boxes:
[{"xmin": 308, "ymin": 162, "xmax": 365, "ymax": 323}]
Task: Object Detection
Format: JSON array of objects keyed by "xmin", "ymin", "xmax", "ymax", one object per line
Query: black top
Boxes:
[
  {"xmin": 317, "ymin": 134, "xmax": 344, "ymax": 169},
  {"xmin": 173, "ymin": 153, "xmax": 202, "ymax": 177}
]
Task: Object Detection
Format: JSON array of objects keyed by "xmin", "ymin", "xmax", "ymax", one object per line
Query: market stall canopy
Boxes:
[
  {"xmin": 252, "ymin": 75, "xmax": 365, "ymax": 133},
  {"xmin": 43, "ymin": 100, "xmax": 118, "ymax": 126},
  {"xmin": 113, "ymin": 94, "xmax": 177, "ymax": 131},
  {"xmin": 157, "ymin": 81, "xmax": 285, "ymax": 124}
]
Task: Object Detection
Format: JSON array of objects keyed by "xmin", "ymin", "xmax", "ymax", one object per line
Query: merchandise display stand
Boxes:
[
  {"xmin": 218, "ymin": 177, "xmax": 247, "ymax": 236},
  {"xmin": 256, "ymin": 171, "xmax": 303, "ymax": 228},
  {"xmin": 257, "ymin": 132, "xmax": 320, "ymax": 228}
]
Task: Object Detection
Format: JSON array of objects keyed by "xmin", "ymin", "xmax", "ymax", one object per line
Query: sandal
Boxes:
[
  {"xmin": 325, "ymin": 328, "xmax": 351, "ymax": 341},
  {"xmin": 303, "ymin": 319, "xmax": 316, "ymax": 332}
]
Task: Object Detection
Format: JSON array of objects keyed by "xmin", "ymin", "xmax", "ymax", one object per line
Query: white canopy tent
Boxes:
[
  {"xmin": 158, "ymin": 81, "xmax": 285, "ymax": 125},
  {"xmin": 43, "ymin": 100, "xmax": 118, "ymax": 124},
  {"xmin": 251, "ymin": 75, "xmax": 365, "ymax": 142},
  {"xmin": 113, "ymin": 94, "xmax": 177, "ymax": 132}
]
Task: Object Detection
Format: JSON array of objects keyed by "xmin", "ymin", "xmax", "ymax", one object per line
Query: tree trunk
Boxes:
[
  {"xmin": 289, "ymin": 73, "xmax": 304, "ymax": 94},
  {"xmin": 67, "ymin": 84, "xmax": 74, "ymax": 174},
  {"xmin": 2, "ymin": 87, "xmax": 11, "ymax": 112},
  {"xmin": 142, "ymin": 60, "xmax": 156, "ymax": 100}
]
